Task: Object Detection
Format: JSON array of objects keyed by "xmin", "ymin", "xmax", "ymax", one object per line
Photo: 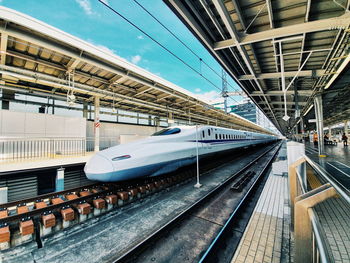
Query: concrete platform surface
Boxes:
[
  {"xmin": 0, "ymin": 154, "xmax": 93, "ymax": 173},
  {"xmin": 305, "ymin": 143, "xmax": 350, "ymax": 189},
  {"xmin": 231, "ymin": 172, "xmax": 291, "ymax": 263}
]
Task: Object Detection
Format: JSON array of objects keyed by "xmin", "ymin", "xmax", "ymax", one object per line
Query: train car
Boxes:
[{"xmin": 84, "ymin": 125, "xmax": 276, "ymax": 182}]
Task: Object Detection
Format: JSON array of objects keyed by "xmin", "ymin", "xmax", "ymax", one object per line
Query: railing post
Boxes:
[
  {"xmin": 294, "ymin": 184, "xmax": 337, "ymax": 263},
  {"xmin": 288, "ymin": 156, "xmax": 306, "ymax": 223}
]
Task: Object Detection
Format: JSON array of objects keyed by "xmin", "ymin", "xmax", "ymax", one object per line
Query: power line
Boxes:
[
  {"xmin": 98, "ymin": 0, "xmax": 242, "ymax": 107},
  {"xmin": 131, "ymin": 0, "xmax": 242, "ymax": 94}
]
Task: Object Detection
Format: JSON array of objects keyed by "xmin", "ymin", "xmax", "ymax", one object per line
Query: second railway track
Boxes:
[{"xmin": 113, "ymin": 142, "xmax": 282, "ymax": 263}]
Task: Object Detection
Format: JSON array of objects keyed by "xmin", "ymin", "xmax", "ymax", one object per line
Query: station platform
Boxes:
[
  {"xmin": 231, "ymin": 168, "xmax": 291, "ymax": 263},
  {"xmin": 0, "ymin": 154, "xmax": 92, "ymax": 174},
  {"xmin": 304, "ymin": 142, "xmax": 350, "ymax": 189},
  {"xmin": 232, "ymin": 141, "xmax": 350, "ymax": 263}
]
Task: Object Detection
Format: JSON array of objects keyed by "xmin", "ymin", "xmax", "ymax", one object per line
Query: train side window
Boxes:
[
  {"xmin": 208, "ymin": 129, "xmax": 211, "ymax": 136},
  {"xmin": 202, "ymin": 131, "xmax": 205, "ymax": 138},
  {"xmin": 215, "ymin": 134, "xmax": 218, "ymax": 140},
  {"xmin": 219, "ymin": 134, "xmax": 222, "ymax": 139}
]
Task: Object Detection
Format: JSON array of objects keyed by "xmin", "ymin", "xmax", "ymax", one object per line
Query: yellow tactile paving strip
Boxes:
[{"xmin": 307, "ymin": 170, "xmax": 322, "ymax": 189}]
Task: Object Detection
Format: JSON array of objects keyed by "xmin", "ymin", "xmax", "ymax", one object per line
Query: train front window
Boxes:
[{"xmin": 152, "ymin": 128, "xmax": 181, "ymax": 136}]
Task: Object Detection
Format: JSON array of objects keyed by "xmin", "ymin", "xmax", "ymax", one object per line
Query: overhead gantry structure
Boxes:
[
  {"xmin": 164, "ymin": 0, "xmax": 350, "ymax": 135},
  {"xmin": 0, "ymin": 6, "xmax": 273, "ymax": 135}
]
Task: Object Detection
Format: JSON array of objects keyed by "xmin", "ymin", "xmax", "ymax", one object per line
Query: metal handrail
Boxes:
[
  {"xmin": 309, "ymin": 209, "xmax": 331, "ymax": 263},
  {"xmin": 304, "ymin": 154, "xmax": 350, "ymax": 204},
  {"xmin": 295, "ymin": 168, "xmax": 333, "ymax": 263},
  {"xmin": 294, "ymin": 154, "xmax": 350, "ymax": 263}
]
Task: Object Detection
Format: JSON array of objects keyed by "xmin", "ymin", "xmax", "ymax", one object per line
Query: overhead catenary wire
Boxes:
[
  {"xmin": 132, "ymin": 0, "xmax": 241, "ymax": 94},
  {"xmin": 98, "ymin": 0, "xmax": 243, "ymax": 106}
]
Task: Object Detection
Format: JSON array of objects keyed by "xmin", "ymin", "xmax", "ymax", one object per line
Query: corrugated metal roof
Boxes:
[
  {"xmin": 164, "ymin": 0, "xmax": 350, "ymax": 134},
  {"xmin": 0, "ymin": 6, "xmax": 273, "ymax": 134}
]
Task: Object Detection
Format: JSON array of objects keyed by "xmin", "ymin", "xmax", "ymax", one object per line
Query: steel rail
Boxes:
[
  {"xmin": 113, "ymin": 142, "xmax": 281, "ymax": 262},
  {"xmin": 0, "ymin": 145, "xmax": 262, "ymax": 224},
  {"xmin": 0, "ymin": 182, "xmax": 102, "ymax": 209},
  {"xmin": 198, "ymin": 142, "xmax": 281, "ymax": 262}
]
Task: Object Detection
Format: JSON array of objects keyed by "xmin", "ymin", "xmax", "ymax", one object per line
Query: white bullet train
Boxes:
[{"xmin": 84, "ymin": 125, "xmax": 277, "ymax": 182}]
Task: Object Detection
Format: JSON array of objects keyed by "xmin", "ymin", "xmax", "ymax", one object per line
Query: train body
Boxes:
[{"xmin": 84, "ymin": 125, "xmax": 277, "ymax": 182}]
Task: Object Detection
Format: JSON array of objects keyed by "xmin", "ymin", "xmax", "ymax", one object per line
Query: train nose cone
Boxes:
[{"xmin": 84, "ymin": 154, "xmax": 114, "ymax": 182}]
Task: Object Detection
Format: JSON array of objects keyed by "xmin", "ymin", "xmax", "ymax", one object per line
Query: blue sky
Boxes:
[{"xmin": 1, "ymin": 0, "xmax": 244, "ymax": 104}]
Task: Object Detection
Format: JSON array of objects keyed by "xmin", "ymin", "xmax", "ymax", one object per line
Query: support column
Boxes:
[
  {"xmin": 300, "ymin": 117, "xmax": 305, "ymax": 142},
  {"xmin": 55, "ymin": 168, "xmax": 65, "ymax": 192},
  {"xmin": 94, "ymin": 96, "xmax": 100, "ymax": 152},
  {"xmin": 314, "ymin": 94, "xmax": 325, "ymax": 157},
  {"xmin": 83, "ymin": 101, "xmax": 88, "ymax": 118},
  {"xmin": 344, "ymin": 120, "xmax": 348, "ymax": 136},
  {"xmin": 0, "ymin": 187, "xmax": 8, "ymax": 204},
  {"xmin": 1, "ymin": 89, "xmax": 14, "ymax": 110},
  {"xmin": 52, "ymin": 98, "xmax": 55, "ymax": 115}
]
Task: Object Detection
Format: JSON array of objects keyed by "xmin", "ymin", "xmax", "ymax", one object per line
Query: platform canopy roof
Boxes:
[
  {"xmin": 164, "ymin": 0, "xmax": 350, "ymax": 134},
  {"xmin": 0, "ymin": 6, "xmax": 275, "ymax": 135}
]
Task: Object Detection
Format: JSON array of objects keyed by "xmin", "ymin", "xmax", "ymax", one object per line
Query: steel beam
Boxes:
[
  {"xmin": 314, "ymin": 94, "xmax": 325, "ymax": 156},
  {"xmin": 260, "ymin": 101, "xmax": 307, "ymax": 106},
  {"xmin": 252, "ymin": 90, "xmax": 312, "ymax": 96},
  {"xmin": 0, "ymin": 33, "xmax": 8, "ymax": 65},
  {"xmin": 214, "ymin": 13, "xmax": 350, "ymax": 50},
  {"xmin": 239, "ymin": 70, "xmax": 324, "ymax": 80},
  {"xmin": 212, "ymin": 0, "xmax": 279, "ymax": 127}
]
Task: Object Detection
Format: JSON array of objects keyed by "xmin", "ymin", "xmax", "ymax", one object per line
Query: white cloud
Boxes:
[
  {"xmin": 131, "ymin": 55, "xmax": 142, "ymax": 64},
  {"xmin": 96, "ymin": 44, "xmax": 116, "ymax": 55},
  {"xmin": 75, "ymin": 0, "xmax": 93, "ymax": 15},
  {"xmin": 195, "ymin": 90, "xmax": 223, "ymax": 104},
  {"xmin": 194, "ymin": 88, "xmax": 201, "ymax": 93},
  {"xmin": 137, "ymin": 35, "xmax": 144, "ymax": 40}
]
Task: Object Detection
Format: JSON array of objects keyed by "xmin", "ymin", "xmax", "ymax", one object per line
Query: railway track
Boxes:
[
  {"xmin": 0, "ymin": 143, "xmax": 275, "ymax": 251},
  {"xmin": 113, "ymin": 142, "xmax": 281, "ymax": 263}
]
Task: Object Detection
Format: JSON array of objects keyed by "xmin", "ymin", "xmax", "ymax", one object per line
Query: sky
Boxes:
[{"xmin": 0, "ymin": 0, "xmax": 244, "ymax": 105}]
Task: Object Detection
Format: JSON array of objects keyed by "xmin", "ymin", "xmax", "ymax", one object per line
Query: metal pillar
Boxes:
[
  {"xmin": 83, "ymin": 101, "xmax": 88, "ymax": 118},
  {"xmin": 52, "ymin": 98, "xmax": 55, "ymax": 114},
  {"xmin": 294, "ymin": 81, "xmax": 300, "ymax": 118},
  {"xmin": 344, "ymin": 120, "xmax": 348, "ymax": 135},
  {"xmin": 300, "ymin": 117, "xmax": 305, "ymax": 142},
  {"xmin": 55, "ymin": 168, "xmax": 65, "ymax": 192},
  {"xmin": 88, "ymin": 103, "xmax": 92, "ymax": 120},
  {"xmin": 314, "ymin": 94, "xmax": 325, "ymax": 156},
  {"xmin": 0, "ymin": 187, "xmax": 8, "ymax": 204},
  {"xmin": 94, "ymin": 96, "xmax": 100, "ymax": 152},
  {"xmin": 194, "ymin": 125, "xmax": 202, "ymax": 188},
  {"xmin": 1, "ymin": 89, "xmax": 14, "ymax": 110}
]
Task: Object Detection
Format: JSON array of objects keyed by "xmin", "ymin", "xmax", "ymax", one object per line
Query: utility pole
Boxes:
[{"xmin": 221, "ymin": 69, "xmax": 228, "ymax": 113}]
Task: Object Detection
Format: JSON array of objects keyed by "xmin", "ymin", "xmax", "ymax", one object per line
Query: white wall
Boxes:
[
  {"xmin": 0, "ymin": 110, "xmax": 86, "ymax": 138},
  {"xmin": 86, "ymin": 121, "xmax": 160, "ymax": 145}
]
